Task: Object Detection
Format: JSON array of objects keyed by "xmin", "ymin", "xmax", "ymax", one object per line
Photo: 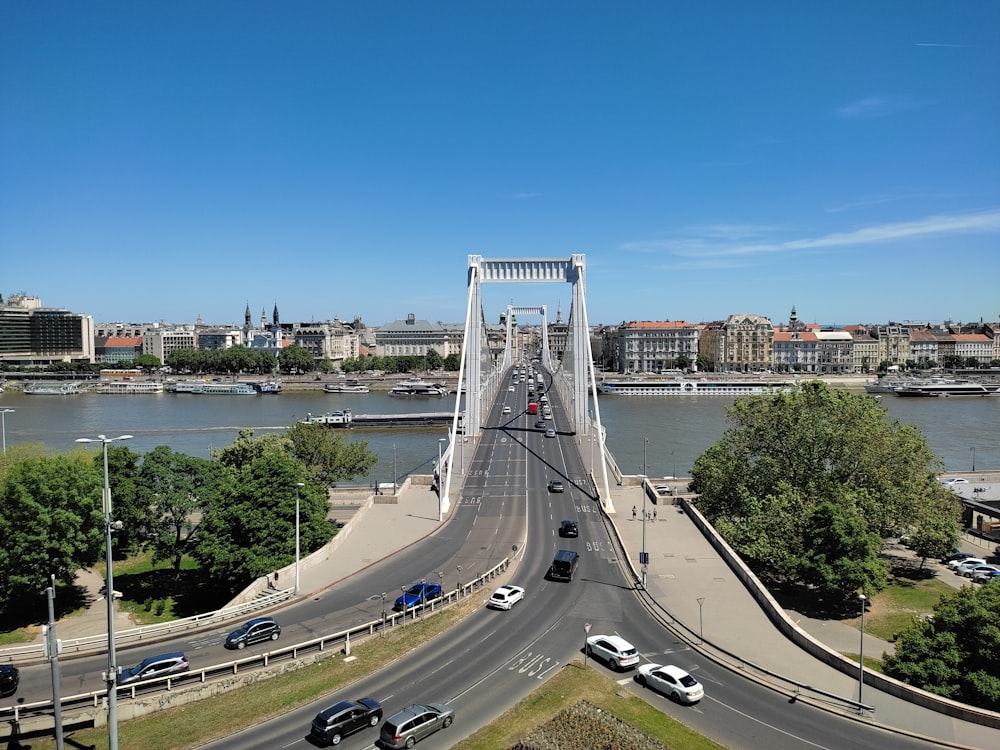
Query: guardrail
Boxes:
[
  {"xmin": 0, "ymin": 590, "xmax": 293, "ymax": 665},
  {"xmin": 0, "ymin": 558, "xmax": 510, "ymax": 740}
]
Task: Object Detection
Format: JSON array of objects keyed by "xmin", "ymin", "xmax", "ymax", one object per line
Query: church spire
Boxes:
[
  {"xmin": 273, "ymin": 303, "xmax": 280, "ymax": 328},
  {"xmin": 245, "ymin": 303, "xmax": 251, "ymax": 327}
]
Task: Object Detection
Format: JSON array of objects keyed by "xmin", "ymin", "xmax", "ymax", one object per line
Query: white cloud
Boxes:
[{"xmin": 836, "ymin": 96, "xmax": 924, "ymax": 120}]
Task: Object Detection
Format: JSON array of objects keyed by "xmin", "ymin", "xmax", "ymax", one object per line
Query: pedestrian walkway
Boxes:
[{"xmin": 610, "ymin": 486, "xmax": 998, "ymax": 750}]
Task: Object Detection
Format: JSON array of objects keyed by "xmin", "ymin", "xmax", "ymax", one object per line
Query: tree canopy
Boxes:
[{"xmin": 689, "ymin": 381, "xmax": 960, "ymax": 602}]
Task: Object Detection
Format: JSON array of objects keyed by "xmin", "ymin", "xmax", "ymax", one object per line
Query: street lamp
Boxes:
[
  {"xmin": 971, "ymin": 446, "xmax": 976, "ymax": 472},
  {"xmin": 380, "ymin": 592, "xmax": 387, "ymax": 635},
  {"xmin": 438, "ymin": 438, "xmax": 448, "ymax": 521},
  {"xmin": 456, "ymin": 565, "xmax": 462, "ymax": 599},
  {"xmin": 393, "ymin": 443, "xmax": 397, "ymax": 493},
  {"xmin": 640, "ymin": 437, "xmax": 649, "ymax": 588},
  {"xmin": 697, "ymin": 597, "xmax": 705, "ymax": 644},
  {"xmin": 858, "ymin": 593, "xmax": 867, "ymax": 711},
  {"xmin": 438, "ymin": 570, "xmax": 445, "ymax": 599},
  {"xmin": 75, "ymin": 433, "xmax": 132, "ymax": 750},
  {"xmin": 0, "ymin": 408, "xmax": 14, "ymax": 453},
  {"xmin": 294, "ymin": 482, "xmax": 305, "ymax": 594}
]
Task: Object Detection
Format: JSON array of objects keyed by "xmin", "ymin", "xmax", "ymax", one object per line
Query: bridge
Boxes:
[{"xmin": 439, "ymin": 254, "xmax": 614, "ymax": 516}]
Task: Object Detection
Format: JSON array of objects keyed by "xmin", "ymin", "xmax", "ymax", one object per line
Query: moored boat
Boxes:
[
  {"xmin": 167, "ymin": 380, "xmax": 256, "ymax": 395},
  {"xmin": 388, "ymin": 380, "xmax": 448, "ymax": 397},
  {"xmin": 300, "ymin": 410, "xmax": 353, "ymax": 426},
  {"xmin": 24, "ymin": 381, "xmax": 85, "ymax": 395},
  {"xmin": 325, "ymin": 380, "xmax": 370, "ymax": 394},
  {"xmin": 598, "ymin": 378, "xmax": 793, "ymax": 396},
  {"xmin": 97, "ymin": 380, "xmax": 164, "ymax": 395},
  {"xmin": 253, "ymin": 381, "xmax": 282, "ymax": 394},
  {"xmin": 894, "ymin": 381, "xmax": 1000, "ymax": 398}
]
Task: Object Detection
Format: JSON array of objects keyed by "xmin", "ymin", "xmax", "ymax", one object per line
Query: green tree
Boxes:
[
  {"xmin": 101, "ymin": 444, "xmax": 145, "ymax": 557},
  {"xmin": 425, "ymin": 348, "xmax": 443, "ymax": 370},
  {"xmin": 883, "ymin": 584, "xmax": 1000, "ymax": 709},
  {"xmin": 0, "ymin": 454, "xmax": 104, "ymax": 615},
  {"xmin": 133, "ymin": 354, "xmax": 161, "ymax": 371},
  {"xmin": 137, "ymin": 446, "xmax": 225, "ymax": 574},
  {"xmin": 444, "ymin": 353, "xmax": 461, "ymax": 371},
  {"xmin": 194, "ymin": 452, "xmax": 335, "ymax": 591},
  {"xmin": 689, "ymin": 381, "xmax": 953, "ymax": 600},
  {"xmin": 278, "ymin": 344, "xmax": 315, "ymax": 374},
  {"xmin": 284, "ymin": 422, "xmax": 379, "ymax": 487}
]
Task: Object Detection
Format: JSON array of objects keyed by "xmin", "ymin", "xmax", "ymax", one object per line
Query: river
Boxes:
[{"xmin": 1, "ymin": 387, "xmax": 997, "ymax": 482}]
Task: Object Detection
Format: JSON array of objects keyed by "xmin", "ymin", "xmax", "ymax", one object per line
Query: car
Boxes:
[
  {"xmin": 942, "ymin": 478, "xmax": 969, "ymax": 485},
  {"xmin": 0, "ymin": 664, "xmax": 19, "ymax": 698},
  {"xmin": 539, "ymin": 395, "xmax": 548, "ymax": 403},
  {"xmin": 586, "ymin": 634, "xmax": 640, "ymax": 671},
  {"xmin": 508, "ymin": 385, "xmax": 515, "ymax": 392},
  {"xmin": 654, "ymin": 485, "xmax": 672, "ymax": 496},
  {"xmin": 379, "ymin": 702, "xmax": 454, "ymax": 748},
  {"xmin": 502, "ymin": 405, "xmax": 511, "ymax": 414},
  {"xmin": 972, "ymin": 568, "xmax": 1000, "ymax": 584},
  {"xmin": 544, "ymin": 427, "xmax": 556, "ymax": 438},
  {"xmin": 309, "ymin": 696, "xmax": 383, "ymax": 746},
  {"xmin": 947, "ymin": 556, "xmax": 985, "ymax": 570},
  {"xmin": 224, "ymin": 616, "xmax": 281, "ymax": 649},
  {"xmin": 548, "ymin": 479, "xmax": 564, "ymax": 493},
  {"xmin": 635, "ymin": 663, "xmax": 704, "ymax": 704},
  {"xmin": 118, "ymin": 651, "xmax": 189, "ymax": 686},
  {"xmin": 394, "ymin": 581, "xmax": 443, "ymax": 611},
  {"xmin": 487, "ymin": 584, "xmax": 525, "ymax": 610},
  {"xmin": 559, "ymin": 519, "xmax": 579, "ymax": 537},
  {"xmin": 535, "ymin": 418, "xmax": 546, "ymax": 429},
  {"xmin": 960, "ymin": 563, "xmax": 999, "ymax": 579},
  {"xmin": 944, "ymin": 551, "xmax": 976, "ymax": 564}
]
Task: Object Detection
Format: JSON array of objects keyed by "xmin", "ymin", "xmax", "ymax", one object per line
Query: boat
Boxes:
[
  {"xmin": 97, "ymin": 380, "xmax": 164, "ymax": 395},
  {"xmin": 167, "ymin": 380, "xmax": 256, "ymax": 395},
  {"xmin": 597, "ymin": 378, "xmax": 793, "ymax": 396},
  {"xmin": 325, "ymin": 380, "xmax": 370, "ymax": 394},
  {"xmin": 24, "ymin": 381, "xmax": 85, "ymax": 395},
  {"xmin": 388, "ymin": 380, "xmax": 448, "ymax": 397},
  {"xmin": 300, "ymin": 410, "xmax": 353, "ymax": 426},
  {"xmin": 253, "ymin": 381, "xmax": 283, "ymax": 394},
  {"xmin": 894, "ymin": 381, "xmax": 1000, "ymax": 398},
  {"xmin": 864, "ymin": 380, "xmax": 908, "ymax": 394}
]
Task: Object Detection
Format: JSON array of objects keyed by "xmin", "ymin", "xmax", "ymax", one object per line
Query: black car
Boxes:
[
  {"xmin": 559, "ymin": 519, "xmax": 579, "ymax": 537},
  {"xmin": 0, "ymin": 664, "xmax": 19, "ymax": 698},
  {"xmin": 309, "ymin": 697, "xmax": 382, "ymax": 746},
  {"xmin": 225, "ymin": 617, "xmax": 281, "ymax": 649}
]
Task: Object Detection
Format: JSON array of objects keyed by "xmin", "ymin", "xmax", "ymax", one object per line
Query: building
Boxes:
[
  {"xmin": 376, "ymin": 313, "xmax": 448, "ymax": 357},
  {"xmin": 100, "ymin": 336, "xmax": 143, "ymax": 364},
  {"xmin": 0, "ymin": 294, "xmax": 95, "ymax": 366},
  {"xmin": 142, "ymin": 327, "xmax": 197, "ymax": 363},
  {"xmin": 616, "ymin": 320, "xmax": 700, "ymax": 374},
  {"xmin": 699, "ymin": 314, "xmax": 774, "ymax": 372}
]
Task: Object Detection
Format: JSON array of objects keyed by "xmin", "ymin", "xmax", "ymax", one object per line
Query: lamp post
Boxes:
[
  {"xmin": 1, "ymin": 408, "xmax": 14, "ymax": 453},
  {"xmin": 380, "ymin": 592, "xmax": 387, "ymax": 635},
  {"xmin": 393, "ymin": 443, "xmax": 397, "ymax": 493},
  {"xmin": 697, "ymin": 597, "xmax": 705, "ymax": 644},
  {"xmin": 456, "ymin": 565, "xmax": 462, "ymax": 599},
  {"xmin": 401, "ymin": 585, "xmax": 407, "ymax": 625},
  {"xmin": 438, "ymin": 570, "xmax": 445, "ymax": 600},
  {"xmin": 75, "ymin": 433, "xmax": 133, "ymax": 750},
  {"xmin": 640, "ymin": 437, "xmax": 649, "ymax": 588},
  {"xmin": 46, "ymin": 576, "xmax": 64, "ymax": 750},
  {"xmin": 858, "ymin": 593, "xmax": 867, "ymax": 711},
  {"xmin": 294, "ymin": 482, "xmax": 305, "ymax": 594},
  {"xmin": 971, "ymin": 446, "xmax": 976, "ymax": 472},
  {"xmin": 584, "ymin": 622, "xmax": 592, "ymax": 668},
  {"xmin": 438, "ymin": 438, "xmax": 447, "ymax": 521}
]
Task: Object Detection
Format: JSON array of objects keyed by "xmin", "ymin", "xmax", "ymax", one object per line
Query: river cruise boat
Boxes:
[
  {"xmin": 97, "ymin": 381, "xmax": 164, "ymax": 395},
  {"xmin": 24, "ymin": 381, "xmax": 85, "ymax": 395},
  {"xmin": 325, "ymin": 380, "xmax": 370, "ymax": 394},
  {"xmin": 300, "ymin": 410, "xmax": 353, "ymax": 426},
  {"xmin": 597, "ymin": 378, "xmax": 793, "ymax": 396},
  {"xmin": 388, "ymin": 380, "xmax": 448, "ymax": 397},
  {"xmin": 167, "ymin": 380, "xmax": 257, "ymax": 395},
  {"xmin": 894, "ymin": 381, "xmax": 1000, "ymax": 398},
  {"xmin": 253, "ymin": 381, "xmax": 282, "ymax": 394}
]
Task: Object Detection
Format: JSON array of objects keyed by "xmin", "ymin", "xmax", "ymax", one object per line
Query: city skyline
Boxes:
[{"xmin": 3, "ymin": 2, "xmax": 998, "ymax": 327}]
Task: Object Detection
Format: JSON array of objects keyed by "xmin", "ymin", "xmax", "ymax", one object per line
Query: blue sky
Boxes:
[{"xmin": 2, "ymin": 1, "xmax": 998, "ymax": 329}]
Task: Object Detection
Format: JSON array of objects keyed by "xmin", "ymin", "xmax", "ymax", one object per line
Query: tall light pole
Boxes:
[
  {"xmin": 640, "ymin": 437, "xmax": 649, "ymax": 588},
  {"xmin": 393, "ymin": 443, "xmax": 397, "ymax": 492},
  {"xmin": 971, "ymin": 446, "xmax": 976, "ymax": 472},
  {"xmin": 75, "ymin": 433, "xmax": 133, "ymax": 750},
  {"xmin": 438, "ymin": 438, "xmax": 447, "ymax": 521},
  {"xmin": 46, "ymin": 575, "xmax": 64, "ymax": 750},
  {"xmin": 0, "ymin": 408, "xmax": 13, "ymax": 453},
  {"xmin": 294, "ymin": 482, "xmax": 305, "ymax": 594},
  {"xmin": 858, "ymin": 593, "xmax": 867, "ymax": 711},
  {"xmin": 697, "ymin": 597, "xmax": 705, "ymax": 644}
]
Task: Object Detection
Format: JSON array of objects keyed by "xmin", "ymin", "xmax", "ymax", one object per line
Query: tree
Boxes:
[
  {"xmin": 883, "ymin": 584, "xmax": 1000, "ymax": 710},
  {"xmin": 194, "ymin": 452, "xmax": 335, "ymax": 591},
  {"xmin": 278, "ymin": 344, "xmax": 314, "ymax": 374},
  {"xmin": 284, "ymin": 422, "xmax": 379, "ymax": 486},
  {"xmin": 134, "ymin": 354, "xmax": 161, "ymax": 371},
  {"xmin": 689, "ymin": 381, "xmax": 956, "ymax": 600},
  {"xmin": 0, "ymin": 454, "xmax": 104, "ymax": 615},
  {"xmin": 425, "ymin": 348, "xmax": 443, "ymax": 370},
  {"xmin": 101, "ymin": 444, "xmax": 145, "ymax": 557},
  {"xmin": 137, "ymin": 446, "xmax": 225, "ymax": 574}
]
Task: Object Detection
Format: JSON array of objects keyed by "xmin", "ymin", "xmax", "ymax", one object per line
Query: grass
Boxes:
[{"xmin": 853, "ymin": 571, "xmax": 954, "ymax": 643}]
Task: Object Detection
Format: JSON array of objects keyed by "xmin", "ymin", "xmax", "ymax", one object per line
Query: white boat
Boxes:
[
  {"xmin": 167, "ymin": 380, "xmax": 256, "ymax": 395},
  {"xmin": 24, "ymin": 381, "xmax": 85, "ymax": 395},
  {"xmin": 864, "ymin": 380, "xmax": 908, "ymax": 394},
  {"xmin": 300, "ymin": 410, "xmax": 353, "ymax": 426},
  {"xmin": 253, "ymin": 381, "xmax": 282, "ymax": 394},
  {"xmin": 325, "ymin": 380, "xmax": 370, "ymax": 394},
  {"xmin": 894, "ymin": 381, "xmax": 1000, "ymax": 398},
  {"xmin": 598, "ymin": 378, "xmax": 793, "ymax": 396},
  {"xmin": 97, "ymin": 381, "xmax": 164, "ymax": 395},
  {"xmin": 388, "ymin": 380, "xmax": 448, "ymax": 397}
]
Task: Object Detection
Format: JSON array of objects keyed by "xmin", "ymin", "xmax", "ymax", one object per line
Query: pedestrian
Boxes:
[
  {"xmin": 632, "ymin": 505, "xmax": 637, "ymax": 520},
  {"xmin": 653, "ymin": 507, "xmax": 657, "ymax": 522}
]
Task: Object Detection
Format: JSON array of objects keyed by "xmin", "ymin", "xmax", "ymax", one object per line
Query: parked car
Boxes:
[
  {"xmin": 394, "ymin": 581, "xmax": 443, "ymax": 611},
  {"xmin": 548, "ymin": 479, "xmax": 564, "ymax": 493},
  {"xmin": 654, "ymin": 485, "xmax": 672, "ymax": 496},
  {"xmin": 635, "ymin": 663, "xmax": 704, "ymax": 704},
  {"xmin": 224, "ymin": 617, "xmax": 281, "ymax": 649},
  {"xmin": 971, "ymin": 568, "xmax": 1000, "ymax": 584},
  {"xmin": 559, "ymin": 519, "xmax": 579, "ymax": 537},
  {"xmin": 959, "ymin": 563, "xmax": 999, "ymax": 579},
  {"xmin": 585, "ymin": 634, "xmax": 640, "ymax": 671},
  {"xmin": 309, "ymin": 696, "xmax": 382, "ymax": 746},
  {"xmin": 942, "ymin": 478, "xmax": 969, "ymax": 485},
  {"xmin": 379, "ymin": 702, "xmax": 454, "ymax": 748},
  {"xmin": 118, "ymin": 652, "xmax": 189, "ymax": 686},
  {"xmin": 0, "ymin": 664, "xmax": 19, "ymax": 698},
  {"xmin": 487, "ymin": 584, "xmax": 525, "ymax": 610},
  {"xmin": 944, "ymin": 551, "xmax": 976, "ymax": 564},
  {"xmin": 947, "ymin": 556, "xmax": 985, "ymax": 570}
]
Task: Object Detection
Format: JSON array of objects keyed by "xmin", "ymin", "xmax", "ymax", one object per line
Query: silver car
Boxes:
[{"xmin": 379, "ymin": 702, "xmax": 454, "ymax": 748}]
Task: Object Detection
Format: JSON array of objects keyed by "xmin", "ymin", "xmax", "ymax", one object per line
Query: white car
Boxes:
[
  {"xmin": 586, "ymin": 634, "xmax": 640, "ymax": 671},
  {"xmin": 502, "ymin": 405, "xmax": 511, "ymax": 414},
  {"xmin": 508, "ymin": 386, "xmax": 515, "ymax": 392},
  {"xmin": 487, "ymin": 585, "xmax": 525, "ymax": 610},
  {"xmin": 948, "ymin": 557, "xmax": 985, "ymax": 570},
  {"xmin": 636, "ymin": 663, "xmax": 704, "ymax": 704},
  {"xmin": 942, "ymin": 478, "xmax": 969, "ymax": 485},
  {"xmin": 959, "ymin": 563, "xmax": 999, "ymax": 579}
]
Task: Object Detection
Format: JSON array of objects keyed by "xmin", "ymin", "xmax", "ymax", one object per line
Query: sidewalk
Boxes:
[{"xmin": 610, "ymin": 486, "xmax": 998, "ymax": 750}]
